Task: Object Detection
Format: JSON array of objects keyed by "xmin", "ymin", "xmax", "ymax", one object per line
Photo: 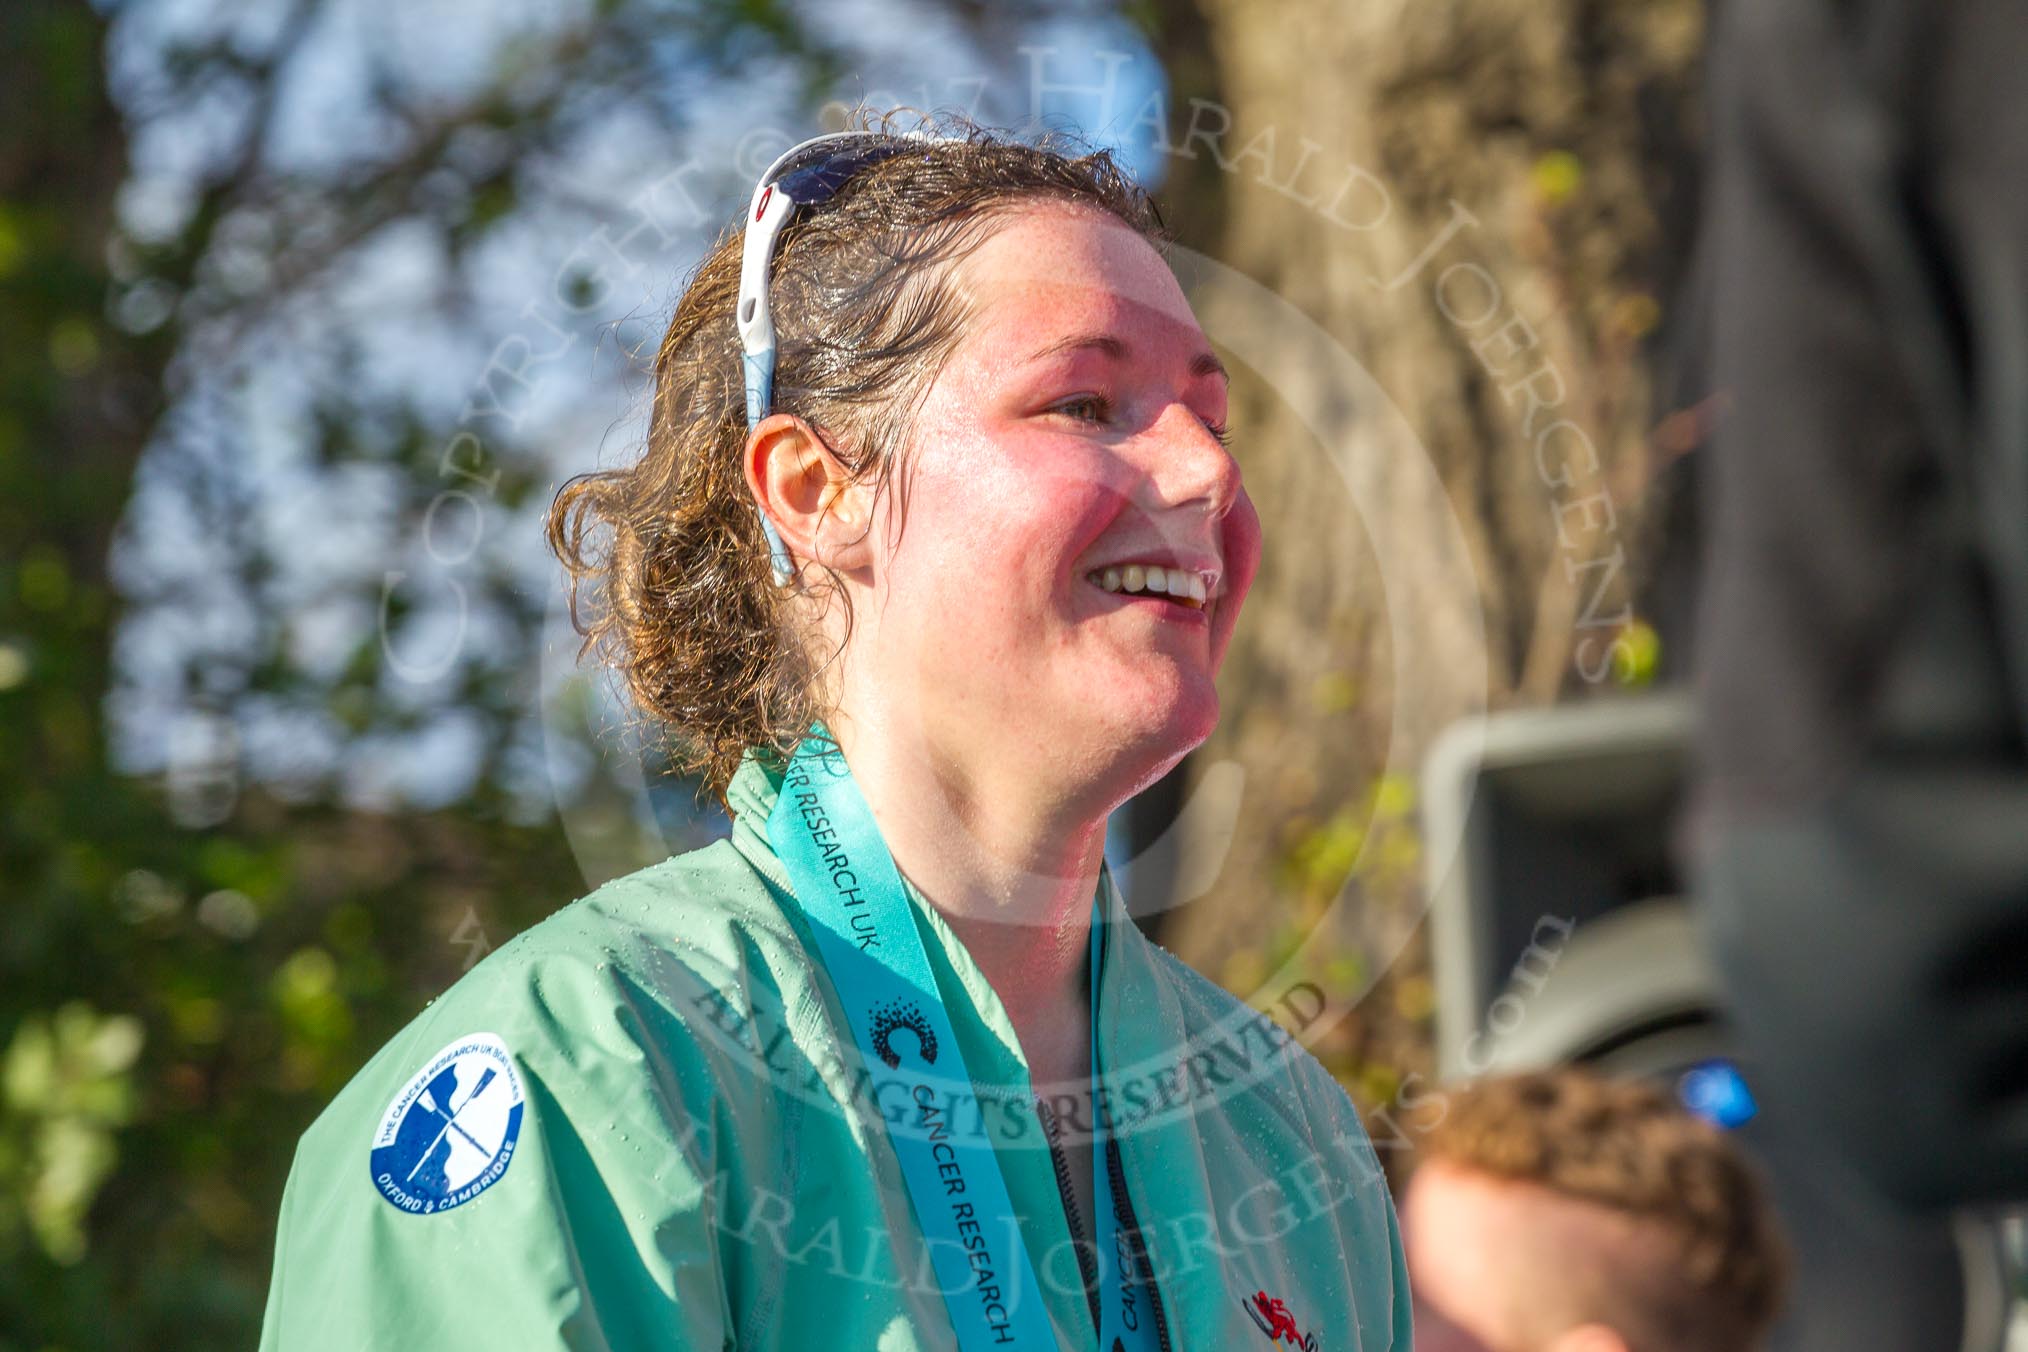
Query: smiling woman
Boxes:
[{"xmin": 258, "ymin": 113, "xmax": 1412, "ymax": 1352}]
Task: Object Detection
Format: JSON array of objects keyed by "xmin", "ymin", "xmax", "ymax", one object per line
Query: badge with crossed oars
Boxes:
[{"xmin": 405, "ymin": 1066, "xmax": 498, "ymax": 1185}]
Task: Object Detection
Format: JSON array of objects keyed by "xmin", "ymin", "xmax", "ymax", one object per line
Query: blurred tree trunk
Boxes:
[{"xmin": 1145, "ymin": 0, "xmax": 1707, "ymax": 1103}]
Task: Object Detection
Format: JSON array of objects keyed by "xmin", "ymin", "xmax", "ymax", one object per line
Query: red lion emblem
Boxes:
[
  {"xmin": 1239, "ymin": 1289, "xmax": 1317, "ymax": 1348},
  {"xmin": 1254, "ymin": 1292, "xmax": 1301, "ymax": 1341}
]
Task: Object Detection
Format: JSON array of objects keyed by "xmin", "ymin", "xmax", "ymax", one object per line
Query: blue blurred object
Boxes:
[{"xmin": 1678, "ymin": 1058, "xmax": 1759, "ymax": 1130}]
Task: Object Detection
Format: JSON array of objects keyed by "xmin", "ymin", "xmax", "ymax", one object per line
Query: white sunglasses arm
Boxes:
[
  {"xmin": 737, "ymin": 182, "xmax": 801, "ymax": 585},
  {"xmin": 738, "ymin": 182, "xmax": 797, "ymax": 426}
]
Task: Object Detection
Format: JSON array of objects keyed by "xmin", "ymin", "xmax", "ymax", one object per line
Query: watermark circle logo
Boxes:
[{"xmin": 369, "ymin": 1033, "xmax": 526, "ymax": 1216}]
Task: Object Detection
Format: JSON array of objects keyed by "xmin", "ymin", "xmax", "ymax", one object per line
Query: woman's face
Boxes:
[{"xmin": 842, "ymin": 200, "xmax": 1260, "ymax": 810}]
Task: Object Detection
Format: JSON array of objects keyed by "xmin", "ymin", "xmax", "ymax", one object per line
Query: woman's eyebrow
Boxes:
[{"xmin": 1022, "ymin": 332, "xmax": 1230, "ymax": 385}]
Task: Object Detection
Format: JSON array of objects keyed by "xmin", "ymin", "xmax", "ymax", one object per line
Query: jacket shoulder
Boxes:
[
  {"xmin": 263, "ymin": 839, "xmax": 809, "ymax": 1349},
  {"xmin": 307, "ymin": 837, "xmax": 805, "ymax": 1136}
]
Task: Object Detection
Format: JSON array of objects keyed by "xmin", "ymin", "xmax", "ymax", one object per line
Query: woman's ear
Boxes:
[{"xmin": 744, "ymin": 413, "xmax": 874, "ymax": 576}]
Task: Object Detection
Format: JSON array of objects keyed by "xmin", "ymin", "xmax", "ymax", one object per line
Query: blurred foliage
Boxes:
[
  {"xmin": 0, "ymin": 0, "xmax": 1005, "ymax": 1343},
  {"xmin": 1, "ymin": 1004, "xmax": 144, "ymax": 1266}
]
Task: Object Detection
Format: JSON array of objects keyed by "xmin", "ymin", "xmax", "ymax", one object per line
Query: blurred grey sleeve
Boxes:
[{"xmin": 1687, "ymin": 0, "xmax": 2028, "ymax": 1208}]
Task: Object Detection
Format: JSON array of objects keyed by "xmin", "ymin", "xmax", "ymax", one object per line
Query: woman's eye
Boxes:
[
  {"xmin": 1055, "ymin": 394, "xmax": 1112, "ymax": 425},
  {"xmin": 1204, "ymin": 418, "xmax": 1233, "ymax": 448}
]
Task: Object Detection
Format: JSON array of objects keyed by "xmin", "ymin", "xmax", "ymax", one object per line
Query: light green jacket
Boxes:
[{"xmin": 260, "ymin": 754, "xmax": 1412, "ymax": 1350}]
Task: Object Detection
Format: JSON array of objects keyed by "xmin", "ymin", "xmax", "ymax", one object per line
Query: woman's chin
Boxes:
[{"xmin": 1091, "ymin": 686, "xmax": 1220, "ymax": 771}]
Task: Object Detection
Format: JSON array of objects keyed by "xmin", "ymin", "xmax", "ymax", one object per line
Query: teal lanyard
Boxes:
[
  {"xmin": 1086, "ymin": 879, "xmax": 1158, "ymax": 1352},
  {"xmin": 767, "ymin": 733, "xmax": 1159, "ymax": 1351}
]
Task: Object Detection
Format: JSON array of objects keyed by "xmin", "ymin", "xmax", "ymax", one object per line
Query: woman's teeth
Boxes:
[{"xmin": 1087, "ymin": 564, "xmax": 1211, "ymax": 610}]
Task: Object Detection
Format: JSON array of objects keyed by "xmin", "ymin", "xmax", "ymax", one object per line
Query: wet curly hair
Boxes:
[{"xmin": 545, "ymin": 112, "xmax": 1164, "ymax": 806}]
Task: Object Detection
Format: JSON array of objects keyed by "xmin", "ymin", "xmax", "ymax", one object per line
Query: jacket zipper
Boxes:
[
  {"xmin": 1038, "ymin": 1095, "xmax": 1103, "ymax": 1335},
  {"xmin": 1040, "ymin": 1091, "xmax": 1176, "ymax": 1352},
  {"xmin": 1104, "ymin": 1135, "xmax": 1175, "ymax": 1352}
]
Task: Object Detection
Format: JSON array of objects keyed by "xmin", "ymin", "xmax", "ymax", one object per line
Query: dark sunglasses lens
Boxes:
[{"xmin": 774, "ymin": 139, "xmax": 917, "ymax": 205}]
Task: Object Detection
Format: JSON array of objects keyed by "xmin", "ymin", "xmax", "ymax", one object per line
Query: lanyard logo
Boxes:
[{"xmin": 869, "ymin": 998, "xmax": 938, "ymax": 1068}]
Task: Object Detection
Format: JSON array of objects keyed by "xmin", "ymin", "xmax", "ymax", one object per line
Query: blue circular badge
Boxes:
[{"xmin": 369, "ymin": 1032, "xmax": 525, "ymax": 1215}]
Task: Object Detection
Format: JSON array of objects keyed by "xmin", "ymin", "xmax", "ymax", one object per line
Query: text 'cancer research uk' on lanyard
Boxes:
[{"xmin": 767, "ymin": 732, "xmax": 1160, "ymax": 1352}]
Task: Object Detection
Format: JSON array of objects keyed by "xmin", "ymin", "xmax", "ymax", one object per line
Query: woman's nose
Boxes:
[{"xmin": 1142, "ymin": 402, "xmax": 1244, "ymax": 520}]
